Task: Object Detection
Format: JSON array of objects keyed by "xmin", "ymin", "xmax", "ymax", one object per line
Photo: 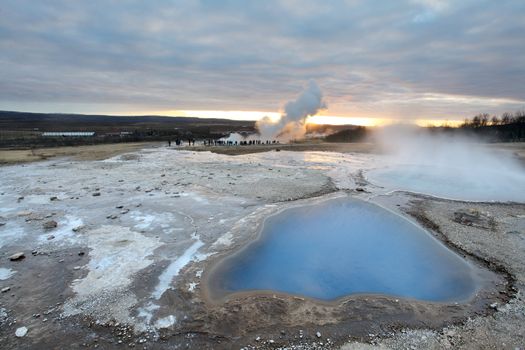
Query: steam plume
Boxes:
[
  {"xmin": 257, "ymin": 81, "xmax": 326, "ymax": 141},
  {"xmin": 368, "ymin": 125, "xmax": 525, "ymax": 202}
]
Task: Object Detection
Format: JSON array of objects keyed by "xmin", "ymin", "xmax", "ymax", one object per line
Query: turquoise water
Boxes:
[{"xmin": 207, "ymin": 197, "xmax": 479, "ymax": 302}]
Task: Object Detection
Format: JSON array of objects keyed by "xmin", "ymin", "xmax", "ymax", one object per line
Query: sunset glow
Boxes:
[
  {"xmin": 151, "ymin": 110, "xmax": 462, "ymax": 127},
  {"xmin": 168, "ymin": 110, "xmax": 281, "ymax": 122},
  {"xmin": 160, "ymin": 110, "xmax": 385, "ymax": 126},
  {"xmin": 306, "ymin": 115, "xmax": 386, "ymax": 127},
  {"xmin": 2, "ymin": 1, "xmax": 524, "ymax": 124}
]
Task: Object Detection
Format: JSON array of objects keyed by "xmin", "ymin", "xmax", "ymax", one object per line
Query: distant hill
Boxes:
[
  {"xmin": 324, "ymin": 126, "xmax": 368, "ymax": 142},
  {"xmin": 305, "ymin": 123, "xmax": 363, "ymax": 135},
  {"xmin": 0, "ymin": 110, "xmax": 255, "ymax": 131},
  {"xmin": 0, "ymin": 110, "xmax": 257, "ymax": 149}
]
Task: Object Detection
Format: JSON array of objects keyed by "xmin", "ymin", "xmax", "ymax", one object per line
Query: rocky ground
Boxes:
[{"xmin": 0, "ymin": 144, "xmax": 524, "ymax": 349}]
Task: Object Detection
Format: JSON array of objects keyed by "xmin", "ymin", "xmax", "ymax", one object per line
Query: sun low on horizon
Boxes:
[
  {"xmin": 1, "ymin": 1, "xmax": 524, "ymax": 124},
  {"xmin": 0, "ymin": 0, "xmax": 524, "ymax": 131},
  {"xmin": 140, "ymin": 109, "xmax": 463, "ymax": 127}
]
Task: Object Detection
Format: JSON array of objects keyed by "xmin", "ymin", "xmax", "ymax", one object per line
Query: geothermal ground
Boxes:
[{"xmin": 0, "ymin": 143, "xmax": 524, "ymax": 349}]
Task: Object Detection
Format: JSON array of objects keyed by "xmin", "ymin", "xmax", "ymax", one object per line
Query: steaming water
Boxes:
[
  {"xmin": 367, "ymin": 164, "xmax": 525, "ymax": 202},
  {"xmin": 369, "ymin": 128, "xmax": 525, "ymax": 202},
  {"xmin": 207, "ymin": 197, "xmax": 480, "ymax": 302}
]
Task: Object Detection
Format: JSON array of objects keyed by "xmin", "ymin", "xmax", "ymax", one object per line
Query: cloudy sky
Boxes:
[{"xmin": 1, "ymin": 0, "xmax": 524, "ymax": 125}]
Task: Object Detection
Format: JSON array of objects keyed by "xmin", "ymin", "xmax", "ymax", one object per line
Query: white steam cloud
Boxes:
[
  {"xmin": 367, "ymin": 125, "xmax": 525, "ymax": 202},
  {"xmin": 257, "ymin": 80, "xmax": 326, "ymax": 141}
]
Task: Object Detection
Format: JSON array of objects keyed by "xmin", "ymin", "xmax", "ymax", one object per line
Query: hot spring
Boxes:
[
  {"xmin": 206, "ymin": 197, "xmax": 483, "ymax": 302},
  {"xmin": 366, "ymin": 164, "xmax": 525, "ymax": 202},
  {"xmin": 368, "ymin": 129, "xmax": 525, "ymax": 203}
]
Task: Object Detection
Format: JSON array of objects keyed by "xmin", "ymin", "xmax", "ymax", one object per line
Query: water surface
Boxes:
[
  {"xmin": 207, "ymin": 197, "xmax": 480, "ymax": 302},
  {"xmin": 367, "ymin": 164, "xmax": 525, "ymax": 202}
]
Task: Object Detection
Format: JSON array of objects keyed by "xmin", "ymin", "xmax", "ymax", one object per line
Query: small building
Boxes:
[
  {"xmin": 104, "ymin": 131, "xmax": 133, "ymax": 137},
  {"xmin": 42, "ymin": 131, "xmax": 96, "ymax": 137}
]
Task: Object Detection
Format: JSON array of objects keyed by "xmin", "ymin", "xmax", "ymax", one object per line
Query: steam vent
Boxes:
[{"xmin": 2, "ymin": 1, "xmax": 525, "ymax": 349}]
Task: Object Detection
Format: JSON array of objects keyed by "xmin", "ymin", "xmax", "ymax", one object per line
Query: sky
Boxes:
[{"xmin": 1, "ymin": 0, "xmax": 524, "ymax": 125}]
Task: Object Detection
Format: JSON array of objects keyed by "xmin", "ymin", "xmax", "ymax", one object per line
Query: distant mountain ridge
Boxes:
[{"xmin": 0, "ymin": 110, "xmax": 253, "ymax": 125}]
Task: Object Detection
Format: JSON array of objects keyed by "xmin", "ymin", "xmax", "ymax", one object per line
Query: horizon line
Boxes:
[{"xmin": 1, "ymin": 109, "xmax": 465, "ymax": 128}]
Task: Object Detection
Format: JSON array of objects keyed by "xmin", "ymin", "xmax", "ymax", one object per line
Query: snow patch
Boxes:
[
  {"xmin": 38, "ymin": 215, "xmax": 83, "ymax": 246},
  {"xmin": 0, "ymin": 267, "xmax": 16, "ymax": 280},
  {"xmin": 131, "ymin": 212, "xmax": 176, "ymax": 231},
  {"xmin": 0, "ymin": 223, "xmax": 25, "ymax": 249},
  {"xmin": 137, "ymin": 302, "xmax": 160, "ymax": 325},
  {"xmin": 26, "ymin": 194, "xmax": 58, "ymax": 205},
  {"xmin": 152, "ymin": 236, "xmax": 205, "ymax": 300},
  {"xmin": 68, "ymin": 225, "xmax": 161, "ymax": 297},
  {"xmin": 131, "ymin": 214, "xmax": 156, "ymax": 230},
  {"xmin": 0, "ymin": 203, "xmax": 16, "ymax": 214},
  {"xmin": 188, "ymin": 282, "xmax": 198, "ymax": 292},
  {"xmin": 212, "ymin": 231, "xmax": 234, "ymax": 248},
  {"xmin": 180, "ymin": 192, "xmax": 209, "ymax": 204},
  {"xmin": 154, "ymin": 315, "xmax": 176, "ymax": 329}
]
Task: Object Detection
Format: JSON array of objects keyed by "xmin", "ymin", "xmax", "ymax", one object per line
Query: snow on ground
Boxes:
[
  {"xmin": 69, "ymin": 225, "xmax": 161, "ymax": 297},
  {"xmin": 0, "ymin": 147, "xmax": 343, "ymax": 330},
  {"xmin": 0, "ymin": 145, "xmax": 523, "ymax": 336},
  {"xmin": 37, "ymin": 215, "xmax": 83, "ymax": 246},
  {"xmin": 0, "ymin": 222, "xmax": 25, "ymax": 249},
  {"xmin": 0, "ymin": 268, "xmax": 16, "ymax": 280},
  {"xmin": 152, "ymin": 234, "xmax": 205, "ymax": 300}
]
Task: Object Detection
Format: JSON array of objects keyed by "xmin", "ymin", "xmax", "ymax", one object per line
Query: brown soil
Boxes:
[{"xmin": 0, "ymin": 142, "xmax": 160, "ymax": 165}]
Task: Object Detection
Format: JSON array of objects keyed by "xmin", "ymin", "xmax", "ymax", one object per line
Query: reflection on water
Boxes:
[{"xmin": 207, "ymin": 197, "xmax": 480, "ymax": 302}]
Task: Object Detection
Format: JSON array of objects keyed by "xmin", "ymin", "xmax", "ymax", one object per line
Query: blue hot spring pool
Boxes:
[{"xmin": 206, "ymin": 197, "xmax": 481, "ymax": 302}]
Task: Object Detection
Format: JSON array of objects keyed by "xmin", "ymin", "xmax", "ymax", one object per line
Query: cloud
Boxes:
[
  {"xmin": 0, "ymin": 0, "xmax": 524, "ymax": 120},
  {"xmin": 412, "ymin": 0, "xmax": 450, "ymax": 12},
  {"xmin": 411, "ymin": 0, "xmax": 450, "ymax": 22}
]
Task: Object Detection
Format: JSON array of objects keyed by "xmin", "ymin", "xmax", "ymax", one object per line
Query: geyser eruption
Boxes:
[{"xmin": 257, "ymin": 81, "xmax": 326, "ymax": 141}]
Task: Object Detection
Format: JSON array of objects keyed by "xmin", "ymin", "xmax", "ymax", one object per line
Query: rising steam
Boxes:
[
  {"xmin": 257, "ymin": 81, "xmax": 326, "ymax": 141},
  {"xmin": 368, "ymin": 125, "xmax": 525, "ymax": 202}
]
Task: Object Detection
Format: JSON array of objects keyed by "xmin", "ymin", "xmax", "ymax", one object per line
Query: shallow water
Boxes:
[
  {"xmin": 367, "ymin": 164, "xmax": 525, "ymax": 202},
  {"xmin": 207, "ymin": 197, "xmax": 480, "ymax": 302}
]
